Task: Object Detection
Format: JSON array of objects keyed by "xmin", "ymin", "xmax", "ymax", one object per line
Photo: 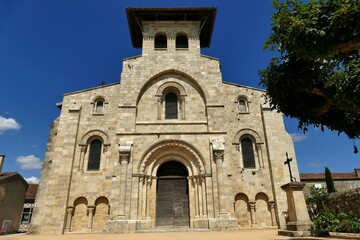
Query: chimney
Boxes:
[
  {"xmin": 355, "ymin": 168, "xmax": 360, "ymax": 178},
  {"xmin": 0, "ymin": 155, "xmax": 5, "ymax": 173}
]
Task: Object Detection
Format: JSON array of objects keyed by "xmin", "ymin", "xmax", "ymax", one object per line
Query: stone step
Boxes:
[{"xmin": 136, "ymin": 227, "xmax": 210, "ymax": 233}]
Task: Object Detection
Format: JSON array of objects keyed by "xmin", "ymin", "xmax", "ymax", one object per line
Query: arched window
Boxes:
[
  {"xmin": 95, "ymin": 100, "xmax": 104, "ymax": 113},
  {"xmin": 239, "ymin": 100, "xmax": 247, "ymax": 112},
  {"xmin": 241, "ymin": 138, "xmax": 256, "ymax": 168},
  {"xmin": 176, "ymin": 34, "xmax": 188, "ymax": 49},
  {"xmin": 155, "ymin": 34, "xmax": 167, "ymax": 49},
  {"xmin": 165, "ymin": 92, "xmax": 178, "ymax": 119},
  {"xmin": 87, "ymin": 139, "xmax": 102, "ymax": 170}
]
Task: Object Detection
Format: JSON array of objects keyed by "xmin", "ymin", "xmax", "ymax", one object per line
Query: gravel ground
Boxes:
[{"xmin": 1, "ymin": 229, "xmax": 360, "ymax": 240}]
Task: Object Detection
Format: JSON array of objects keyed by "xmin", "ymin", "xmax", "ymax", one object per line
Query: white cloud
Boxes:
[
  {"xmin": 290, "ymin": 133, "xmax": 308, "ymax": 143},
  {"xmin": 16, "ymin": 155, "xmax": 42, "ymax": 170},
  {"xmin": 306, "ymin": 159, "xmax": 323, "ymax": 168},
  {"xmin": 0, "ymin": 116, "xmax": 21, "ymax": 134},
  {"xmin": 24, "ymin": 176, "xmax": 40, "ymax": 184}
]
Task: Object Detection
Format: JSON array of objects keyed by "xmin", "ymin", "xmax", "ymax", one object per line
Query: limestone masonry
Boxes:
[{"xmin": 30, "ymin": 7, "xmax": 305, "ymax": 234}]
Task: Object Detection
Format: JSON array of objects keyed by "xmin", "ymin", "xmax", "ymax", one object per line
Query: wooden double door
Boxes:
[{"xmin": 156, "ymin": 177, "xmax": 190, "ymax": 227}]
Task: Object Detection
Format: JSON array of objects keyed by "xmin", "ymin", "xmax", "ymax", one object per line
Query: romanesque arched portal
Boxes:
[{"xmin": 137, "ymin": 140, "xmax": 208, "ymax": 229}]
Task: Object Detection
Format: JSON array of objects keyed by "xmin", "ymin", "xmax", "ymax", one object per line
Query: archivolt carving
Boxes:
[
  {"xmin": 156, "ymin": 81, "xmax": 186, "ymax": 96},
  {"xmin": 232, "ymin": 128, "xmax": 263, "ymax": 144},
  {"xmin": 138, "ymin": 139, "xmax": 206, "ymax": 176},
  {"xmin": 79, "ymin": 130, "xmax": 110, "ymax": 146},
  {"xmin": 136, "ymin": 68, "xmax": 209, "ymax": 105}
]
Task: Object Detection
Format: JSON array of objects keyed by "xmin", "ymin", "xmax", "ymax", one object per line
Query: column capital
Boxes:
[
  {"xmin": 212, "ymin": 138, "xmax": 225, "ymax": 163},
  {"xmin": 213, "ymin": 150, "xmax": 224, "ymax": 162},
  {"xmin": 269, "ymin": 201, "xmax": 276, "ymax": 209},
  {"xmin": 87, "ymin": 205, "xmax": 95, "ymax": 214},
  {"xmin": 119, "ymin": 140, "xmax": 133, "ymax": 163},
  {"xmin": 67, "ymin": 206, "xmax": 74, "ymax": 214},
  {"xmin": 248, "ymin": 201, "xmax": 256, "ymax": 209},
  {"xmin": 80, "ymin": 145, "xmax": 87, "ymax": 152}
]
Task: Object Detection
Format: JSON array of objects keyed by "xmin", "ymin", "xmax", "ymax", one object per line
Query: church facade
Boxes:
[{"xmin": 30, "ymin": 7, "xmax": 302, "ymax": 234}]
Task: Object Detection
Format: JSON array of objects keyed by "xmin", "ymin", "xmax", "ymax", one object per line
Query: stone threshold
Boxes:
[{"xmin": 137, "ymin": 227, "xmax": 210, "ymax": 233}]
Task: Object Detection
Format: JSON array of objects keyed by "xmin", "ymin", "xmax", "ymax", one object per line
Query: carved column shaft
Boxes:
[
  {"xmin": 138, "ymin": 176, "xmax": 143, "ymax": 219},
  {"xmin": 157, "ymin": 96, "xmax": 162, "ymax": 120},
  {"xmin": 180, "ymin": 95, "xmax": 186, "ymax": 119},
  {"xmin": 249, "ymin": 202, "xmax": 256, "ymax": 225},
  {"xmin": 193, "ymin": 178, "xmax": 199, "ymax": 218},
  {"xmin": 145, "ymin": 177, "xmax": 151, "ymax": 219},
  {"xmin": 87, "ymin": 206, "xmax": 95, "ymax": 230},
  {"xmin": 269, "ymin": 201, "xmax": 277, "ymax": 226},
  {"xmin": 119, "ymin": 152, "xmax": 130, "ymax": 218},
  {"xmin": 214, "ymin": 150, "xmax": 226, "ymax": 215},
  {"xmin": 256, "ymin": 144, "xmax": 264, "ymax": 168},
  {"xmin": 198, "ymin": 177, "xmax": 203, "ymax": 218},
  {"xmin": 79, "ymin": 146, "xmax": 86, "ymax": 170},
  {"xmin": 201, "ymin": 177, "xmax": 208, "ymax": 218},
  {"xmin": 65, "ymin": 207, "xmax": 73, "ymax": 231}
]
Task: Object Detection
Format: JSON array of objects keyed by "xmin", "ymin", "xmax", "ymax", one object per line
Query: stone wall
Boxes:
[{"xmin": 324, "ymin": 188, "xmax": 360, "ymax": 216}]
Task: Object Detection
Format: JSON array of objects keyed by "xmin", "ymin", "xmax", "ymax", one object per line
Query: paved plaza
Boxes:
[{"xmin": 1, "ymin": 229, "xmax": 360, "ymax": 240}]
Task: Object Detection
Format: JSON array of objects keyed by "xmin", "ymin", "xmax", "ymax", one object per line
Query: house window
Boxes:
[
  {"xmin": 165, "ymin": 92, "xmax": 178, "ymax": 119},
  {"xmin": 176, "ymin": 34, "xmax": 188, "ymax": 48},
  {"xmin": 95, "ymin": 100, "xmax": 104, "ymax": 113},
  {"xmin": 87, "ymin": 139, "xmax": 102, "ymax": 170},
  {"xmin": 21, "ymin": 207, "xmax": 33, "ymax": 224},
  {"xmin": 155, "ymin": 34, "xmax": 167, "ymax": 49},
  {"xmin": 241, "ymin": 138, "xmax": 256, "ymax": 168}
]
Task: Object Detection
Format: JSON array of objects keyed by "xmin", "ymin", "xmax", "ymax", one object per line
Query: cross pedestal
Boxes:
[{"xmin": 278, "ymin": 182, "xmax": 314, "ymax": 237}]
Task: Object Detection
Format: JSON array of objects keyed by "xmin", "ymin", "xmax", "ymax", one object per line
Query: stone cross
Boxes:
[{"xmin": 284, "ymin": 152, "xmax": 296, "ymax": 182}]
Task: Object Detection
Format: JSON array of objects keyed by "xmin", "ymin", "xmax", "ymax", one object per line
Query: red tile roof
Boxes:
[
  {"xmin": 26, "ymin": 184, "xmax": 38, "ymax": 199},
  {"xmin": 300, "ymin": 172, "xmax": 359, "ymax": 180}
]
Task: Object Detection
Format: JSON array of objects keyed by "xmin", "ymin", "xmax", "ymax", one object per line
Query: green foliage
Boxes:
[
  {"xmin": 313, "ymin": 212, "xmax": 360, "ymax": 233},
  {"xmin": 313, "ymin": 211, "xmax": 340, "ymax": 231},
  {"xmin": 260, "ymin": 0, "xmax": 360, "ymax": 138},
  {"xmin": 306, "ymin": 185, "xmax": 328, "ymax": 217},
  {"xmin": 325, "ymin": 167, "xmax": 336, "ymax": 193}
]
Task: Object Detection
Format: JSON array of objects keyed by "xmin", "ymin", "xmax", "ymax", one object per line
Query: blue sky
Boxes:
[{"xmin": 0, "ymin": 0, "xmax": 358, "ymax": 183}]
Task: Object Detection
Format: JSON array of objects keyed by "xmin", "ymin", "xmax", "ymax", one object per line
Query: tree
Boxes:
[
  {"xmin": 306, "ymin": 185, "xmax": 328, "ymax": 218},
  {"xmin": 260, "ymin": 0, "xmax": 360, "ymax": 139},
  {"xmin": 325, "ymin": 166, "xmax": 336, "ymax": 193}
]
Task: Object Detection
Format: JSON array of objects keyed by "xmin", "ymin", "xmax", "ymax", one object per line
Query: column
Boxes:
[
  {"xmin": 198, "ymin": 177, "xmax": 203, "ymax": 218},
  {"xmin": 138, "ymin": 176, "xmax": 143, "ymax": 219},
  {"xmin": 118, "ymin": 140, "xmax": 133, "ymax": 219},
  {"xmin": 78, "ymin": 146, "xmax": 86, "ymax": 170},
  {"xmin": 269, "ymin": 201, "xmax": 277, "ymax": 226},
  {"xmin": 65, "ymin": 206, "xmax": 73, "ymax": 232},
  {"xmin": 87, "ymin": 206, "xmax": 95, "ymax": 230},
  {"xmin": 256, "ymin": 144, "xmax": 264, "ymax": 168},
  {"xmin": 118, "ymin": 152, "xmax": 130, "ymax": 219},
  {"xmin": 157, "ymin": 96, "xmax": 162, "ymax": 120},
  {"xmin": 214, "ymin": 150, "xmax": 226, "ymax": 215},
  {"xmin": 180, "ymin": 95, "xmax": 186, "ymax": 119},
  {"xmin": 193, "ymin": 177, "xmax": 200, "ymax": 219},
  {"xmin": 145, "ymin": 176, "xmax": 151, "ymax": 219},
  {"xmin": 102, "ymin": 145, "xmax": 108, "ymax": 170},
  {"xmin": 141, "ymin": 176, "xmax": 147, "ymax": 219},
  {"xmin": 248, "ymin": 202, "xmax": 257, "ymax": 226},
  {"xmin": 201, "ymin": 176, "xmax": 208, "ymax": 218}
]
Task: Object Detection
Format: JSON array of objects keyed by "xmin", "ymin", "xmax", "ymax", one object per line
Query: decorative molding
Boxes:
[
  {"xmin": 232, "ymin": 128, "xmax": 264, "ymax": 145},
  {"xmin": 139, "ymin": 139, "xmax": 206, "ymax": 175},
  {"xmin": 79, "ymin": 130, "xmax": 110, "ymax": 146}
]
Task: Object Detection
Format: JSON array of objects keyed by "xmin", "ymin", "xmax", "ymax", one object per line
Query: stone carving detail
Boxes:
[
  {"xmin": 139, "ymin": 139, "xmax": 205, "ymax": 174},
  {"xmin": 119, "ymin": 140, "xmax": 133, "ymax": 163}
]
